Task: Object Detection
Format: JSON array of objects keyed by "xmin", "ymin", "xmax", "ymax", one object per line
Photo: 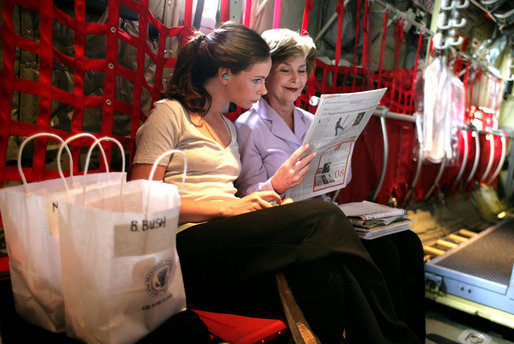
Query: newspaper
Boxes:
[{"xmin": 286, "ymin": 88, "xmax": 387, "ymax": 201}]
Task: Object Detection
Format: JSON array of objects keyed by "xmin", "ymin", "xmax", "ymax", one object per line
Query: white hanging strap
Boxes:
[
  {"xmin": 146, "ymin": 149, "xmax": 187, "ymax": 215},
  {"xmin": 56, "ymin": 133, "xmax": 109, "ymax": 193},
  {"xmin": 17, "ymin": 133, "xmax": 72, "ymax": 192},
  {"xmin": 84, "ymin": 136, "xmax": 125, "ymax": 177},
  {"xmin": 82, "ymin": 136, "xmax": 126, "ymax": 204}
]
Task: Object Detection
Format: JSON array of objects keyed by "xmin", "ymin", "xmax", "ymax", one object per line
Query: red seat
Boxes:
[{"xmin": 192, "ymin": 309, "xmax": 288, "ymax": 344}]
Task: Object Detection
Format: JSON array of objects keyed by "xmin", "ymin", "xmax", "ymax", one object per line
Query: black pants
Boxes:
[
  {"xmin": 362, "ymin": 230, "xmax": 426, "ymax": 342},
  {"xmin": 176, "ymin": 200, "xmax": 421, "ymax": 344}
]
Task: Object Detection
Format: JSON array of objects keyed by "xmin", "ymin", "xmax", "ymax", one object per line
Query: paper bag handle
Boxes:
[
  {"xmin": 146, "ymin": 149, "xmax": 187, "ymax": 215},
  {"xmin": 56, "ymin": 133, "xmax": 109, "ymax": 193},
  {"xmin": 83, "ymin": 136, "xmax": 126, "ymax": 200},
  {"xmin": 17, "ymin": 133, "xmax": 73, "ymax": 191}
]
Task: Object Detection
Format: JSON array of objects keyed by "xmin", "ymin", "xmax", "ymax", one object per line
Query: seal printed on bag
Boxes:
[{"xmin": 145, "ymin": 259, "xmax": 174, "ymax": 297}]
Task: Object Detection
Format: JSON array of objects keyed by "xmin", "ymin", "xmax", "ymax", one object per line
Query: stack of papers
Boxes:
[{"xmin": 338, "ymin": 201, "xmax": 413, "ymax": 240}]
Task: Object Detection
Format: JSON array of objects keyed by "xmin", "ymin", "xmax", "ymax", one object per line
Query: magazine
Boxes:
[
  {"xmin": 338, "ymin": 200, "xmax": 406, "ymax": 221},
  {"xmin": 286, "ymin": 88, "xmax": 387, "ymax": 201},
  {"xmin": 338, "ymin": 201, "xmax": 412, "ymax": 240},
  {"xmin": 353, "ymin": 219, "xmax": 413, "ymax": 240}
]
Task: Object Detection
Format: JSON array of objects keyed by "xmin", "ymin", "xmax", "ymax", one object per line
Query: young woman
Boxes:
[
  {"xmin": 235, "ymin": 28, "xmax": 426, "ymax": 342},
  {"xmin": 130, "ymin": 22, "xmax": 420, "ymax": 344}
]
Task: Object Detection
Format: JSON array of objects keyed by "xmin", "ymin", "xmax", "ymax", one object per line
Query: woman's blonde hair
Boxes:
[{"xmin": 261, "ymin": 28, "xmax": 316, "ymax": 76}]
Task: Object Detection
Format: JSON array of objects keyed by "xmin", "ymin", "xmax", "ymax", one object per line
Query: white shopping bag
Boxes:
[
  {"xmin": 0, "ymin": 133, "xmax": 126, "ymax": 333},
  {"xmin": 57, "ymin": 150, "xmax": 187, "ymax": 344}
]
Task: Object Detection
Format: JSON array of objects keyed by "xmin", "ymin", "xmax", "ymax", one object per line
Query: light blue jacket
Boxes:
[{"xmin": 235, "ymin": 98, "xmax": 313, "ymax": 196}]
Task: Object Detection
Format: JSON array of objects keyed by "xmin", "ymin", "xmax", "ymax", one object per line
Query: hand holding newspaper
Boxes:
[{"xmin": 286, "ymin": 88, "xmax": 387, "ymax": 201}]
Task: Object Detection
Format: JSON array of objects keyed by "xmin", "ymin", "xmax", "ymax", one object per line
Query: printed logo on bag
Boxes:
[{"xmin": 145, "ymin": 259, "xmax": 173, "ymax": 297}]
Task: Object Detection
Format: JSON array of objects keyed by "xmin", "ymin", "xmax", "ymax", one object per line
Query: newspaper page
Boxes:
[{"xmin": 286, "ymin": 88, "xmax": 387, "ymax": 201}]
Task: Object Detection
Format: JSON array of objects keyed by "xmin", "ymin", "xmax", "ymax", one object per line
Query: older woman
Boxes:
[{"xmin": 236, "ymin": 28, "xmax": 426, "ymax": 342}]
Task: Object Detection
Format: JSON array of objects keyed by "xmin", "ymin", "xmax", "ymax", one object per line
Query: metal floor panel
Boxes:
[
  {"xmin": 432, "ymin": 218, "xmax": 514, "ymax": 286},
  {"xmin": 425, "ymin": 218, "xmax": 514, "ymax": 315}
]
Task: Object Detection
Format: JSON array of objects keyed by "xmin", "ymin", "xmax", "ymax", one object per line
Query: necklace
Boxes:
[
  {"xmin": 192, "ymin": 115, "xmax": 217, "ymax": 141},
  {"xmin": 201, "ymin": 116, "xmax": 218, "ymax": 141}
]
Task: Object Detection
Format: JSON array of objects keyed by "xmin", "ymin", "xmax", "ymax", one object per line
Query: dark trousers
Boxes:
[
  {"xmin": 362, "ymin": 230, "xmax": 426, "ymax": 342},
  {"xmin": 177, "ymin": 200, "xmax": 421, "ymax": 344}
]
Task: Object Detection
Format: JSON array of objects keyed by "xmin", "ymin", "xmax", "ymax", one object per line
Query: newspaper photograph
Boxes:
[{"xmin": 286, "ymin": 88, "xmax": 387, "ymax": 201}]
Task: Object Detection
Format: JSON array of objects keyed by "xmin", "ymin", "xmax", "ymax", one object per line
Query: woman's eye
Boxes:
[
  {"xmin": 253, "ymin": 79, "xmax": 261, "ymax": 84},
  {"xmin": 280, "ymin": 69, "xmax": 290, "ymax": 73},
  {"xmin": 299, "ymin": 70, "xmax": 306, "ymax": 74}
]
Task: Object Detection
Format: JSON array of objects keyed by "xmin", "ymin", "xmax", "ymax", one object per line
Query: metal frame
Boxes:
[{"xmin": 330, "ymin": 105, "xmax": 508, "ymax": 203}]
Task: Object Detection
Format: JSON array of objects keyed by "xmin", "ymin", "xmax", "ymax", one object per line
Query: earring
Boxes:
[{"xmin": 222, "ymin": 74, "xmax": 228, "ymax": 80}]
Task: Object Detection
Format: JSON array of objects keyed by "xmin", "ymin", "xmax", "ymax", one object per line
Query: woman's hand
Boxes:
[
  {"xmin": 221, "ymin": 191, "xmax": 284, "ymax": 216},
  {"xmin": 180, "ymin": 191, "xmax": 285, "ymax": 223},
  {"xmin": 271, "ymin": 144, "xmax": 316, "ymax": 194}
]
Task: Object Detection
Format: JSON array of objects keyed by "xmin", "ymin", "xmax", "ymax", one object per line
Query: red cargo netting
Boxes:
[
  {"xmin": 0, "ymin": 0, "xmax": 193, "ymax": 183},
  {"xmin": 0, "ymin": 0, "xmax": 195, "ymax": 270}
]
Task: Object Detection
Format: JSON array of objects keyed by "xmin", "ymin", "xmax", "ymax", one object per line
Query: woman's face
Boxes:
[
  {"xmin": 227, "ymin": 57, "xmax": 271, "ymax": 109},
  {"xmin": 265, "ymin": 55, "xmax": 308, "ymax": 105}
]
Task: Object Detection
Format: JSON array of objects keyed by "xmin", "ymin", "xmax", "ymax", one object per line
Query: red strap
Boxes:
[
  {"xmin": 334, "ymin": 0, "xmax": 345, "ymax": 81},
  {"xmin": 273, "ymin": 0, "xmax": 281, "ymax": 28},
  {"xmin": 469, "ymin": 69, "xmax": 476, "ymax": 112},
  {"xmin": 377, "ymin": 8, "xmax": 388, "ymax": 88},
  {"xmin": 185, "ymin": 0, "xmax": 194, "ymax": 26},
  {"xmin": 331, "ymin": 0, "xmax": 345, "ymax": 88},
  {"xmin": 484, "ymin": 73, "xmax": 491, "ymax": 109},
  {"xmin": 362, "ymin": 0, "xmax": 369, "ymax": 69},
  {"xmin": 463, "ymin": 61, "xmax": 470, "ymax": 122},
  {"xmin": 301, "ymin": 0, "xmax": 313, "ymax": 35},
  {"xmin": 454, "ymin": 55, "xmax": 462, "ymax": 74},
  {"xmin": 410, "ymin": 31, "xmax": 423, "ymax": 109},
  {"xmin": 394, "ymin": 19, "xmax": 404, "ymax": 70},
  {"xmin": 352, "ymin": 0, "xmax": 361, "ymax": 91},
  {"xmin": 32, "ymin": 0, "xmax": 54, "ymax": 180},
  {"xmin": 475, "ymin": 69, "xmax": 482, "ymax": 109},
  {"xmin": 0, "ymin": 0, "xmax": 16, "ymax": 184},
  {"xmin": 244, "ymin": 0, "xmax": 252, "ymax": 27}
]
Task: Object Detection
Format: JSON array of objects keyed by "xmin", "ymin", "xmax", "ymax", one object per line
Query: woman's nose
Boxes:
[
  {"xmin": 259, "ymin": 82, "xmax": 267, "ymax": 96},
  {"xmin": 290, "ymin": 71, "xmax": 298, "ymax": 82}
]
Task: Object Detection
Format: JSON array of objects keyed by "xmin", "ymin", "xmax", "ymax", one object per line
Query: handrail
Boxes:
[
  {"xmin": 371, "ymin": 112, "xmax": 389, "ymax": 201},
  {"xmin": 453, "ymin": 129, "xmax": 469, "ymax": 187},
  {"xmin": 424, "ymin": 154, "xmax": 447, "ymax": 200},
  {"xmin": 465, "ymin": 130, "xmax": 481, "ymax": 187},
  {"xmin": 487, "ymin": 133, "xmax": 506, "ymax": 185},
  {"xmin": 480, "ymin": 134, "xmax": 496, "ymax": 182},
  {"xmin": 328, "ymin": 105, "xmax": 508, "ymax": 203}
]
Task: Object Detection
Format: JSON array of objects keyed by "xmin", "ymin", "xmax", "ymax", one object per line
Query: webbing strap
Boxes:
[
  {"xmin": 334, "ymin": 0, "xmax": 345, "ymax": 86},
  {"xmin": 394, "ymin": 18, "xmax": 404, "ymax": 70},
  {"xmin": 273, "ymin": 0, "xmax": 282, "ymax": 28},
  {"xmin": 352, "ymin": 0, "xmax": 361, "ymax": 90},
  {"xmin": 377, "ymin": 8, "xmax": 388, "ymax": 88},
  {"xmin": 362, "ymin": 0, "xmax": 369, "ymax": 69},
  {"xmin": 244, "ymin": 0, "xmax": 253, "ymax": 27},
  {"xmin": 463, "ymin": 61, "xmax": 470, "ymax": 121},
  {"xmin": 185, "ymin": 0, "xmax": 194, "ymax": 27},
  {"xmin": 301, "ymin": 0, "xmax": 313, "ymax": 35},
  {"xmin": 0, "ymin": 1, "xmax": 18, "ymax": 183},
  {"xmin": 410, "ymin": 31, "xmax": 423, "ymax": 110}
]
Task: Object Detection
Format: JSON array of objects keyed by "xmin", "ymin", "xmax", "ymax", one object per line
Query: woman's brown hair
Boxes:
[{"xmin": 165, "ymin": 22, "xmax": 270, "ymax": 114}]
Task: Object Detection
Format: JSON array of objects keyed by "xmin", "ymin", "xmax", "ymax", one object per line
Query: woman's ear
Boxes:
[{"xmin": 218, "ymin": 68, "xmax": 230, "ymax": 84}]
